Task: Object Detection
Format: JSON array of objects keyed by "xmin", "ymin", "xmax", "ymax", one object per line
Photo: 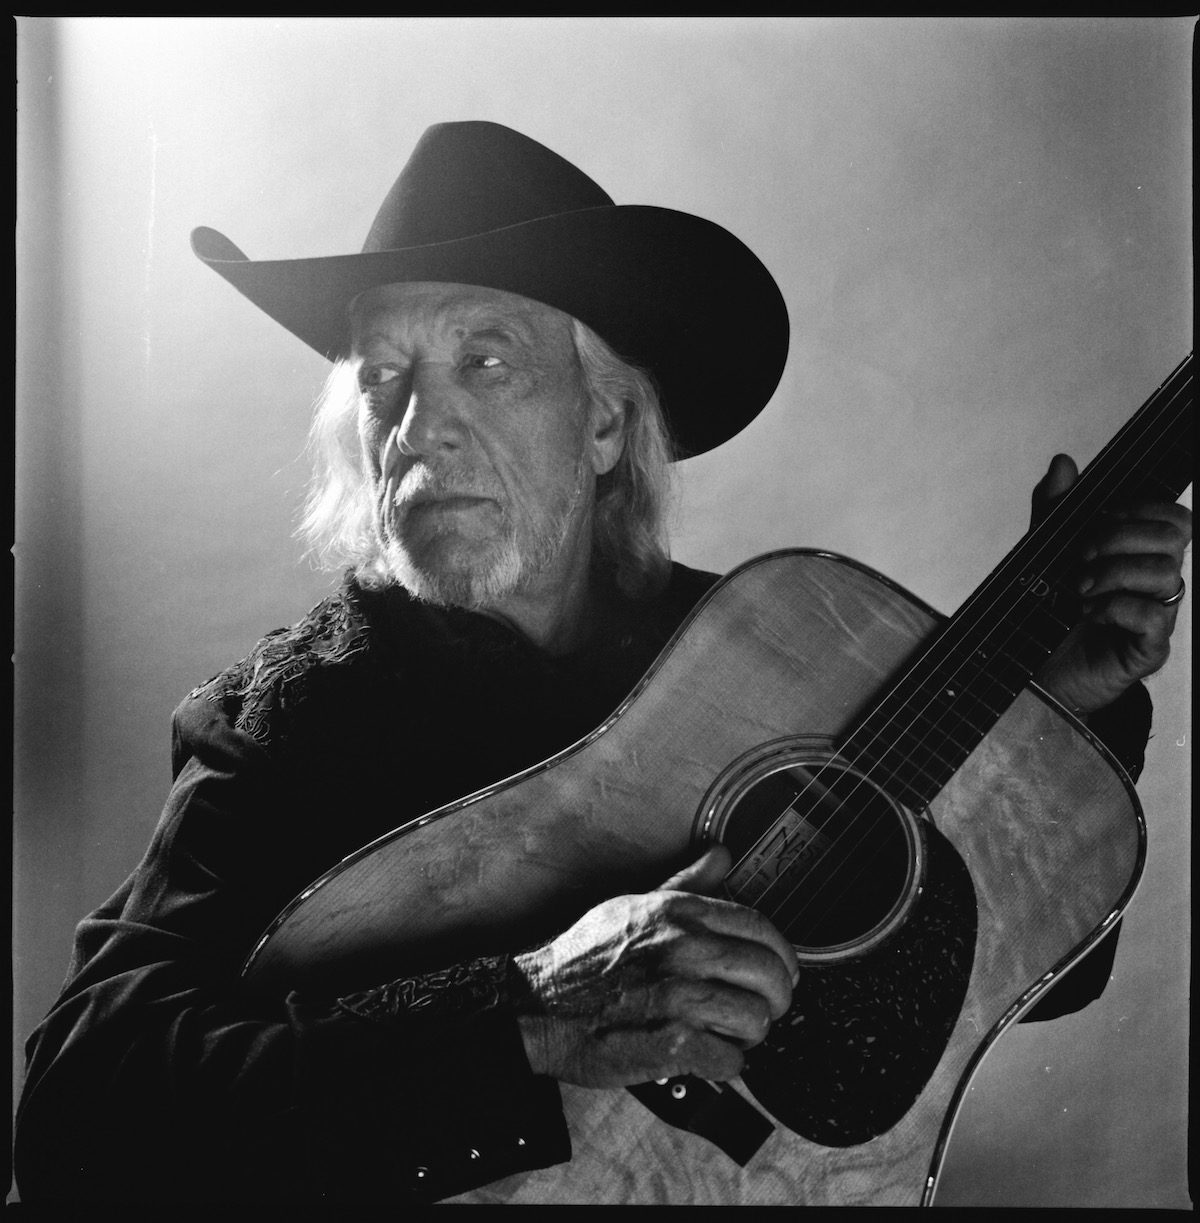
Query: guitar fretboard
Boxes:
[{"xmin": 840, "ymin": 354, "xmax": 1194, "ymax": 809}]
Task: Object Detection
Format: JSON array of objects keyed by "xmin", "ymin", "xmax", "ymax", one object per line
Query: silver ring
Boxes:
[{"xmin": 1161, "ymin": 578, "xmax": 1186, "ymax": 607}]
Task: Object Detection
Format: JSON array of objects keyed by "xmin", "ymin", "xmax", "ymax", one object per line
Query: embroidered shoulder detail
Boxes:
[{"xmin": 188, "ymin": 585, "xmax": 374, "ymax": 750}]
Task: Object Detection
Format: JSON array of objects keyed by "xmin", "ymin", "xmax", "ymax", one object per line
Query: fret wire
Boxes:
[
  {"xmin": 858, "ymin": 690, "xmax": 1004, "ymax": 748},
  {"xmin": 848, "ymin": 709, "xmax": 994, "ymax": 791},
  {"xmin": 912, "ymin": 639, "xmax": 1043, "ymax": 698},
  {"xmin": 923, "ymin": 685, "xmax": 1023, "ymax": 716},
  {"xmin": 850, "ymin": 697, "xmax": 1009, "ymax": 783},
  {"xmin": 852, "ymin": 651, "xmax": 1034, "ymax": 751},
  {"xmin": 853, "ymin": 726, "xmax": 978, "ymax": 787}
]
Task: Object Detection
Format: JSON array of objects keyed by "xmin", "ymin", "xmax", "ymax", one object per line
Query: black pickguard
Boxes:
[{"xmin": 740, "ymin": 823, "xmax": 976, "ymax": 1146}]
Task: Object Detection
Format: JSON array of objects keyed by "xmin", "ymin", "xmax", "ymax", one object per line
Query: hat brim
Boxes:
[{"xmin": 192, "ymin": 205, "xmax": 789, "ymax": 459}]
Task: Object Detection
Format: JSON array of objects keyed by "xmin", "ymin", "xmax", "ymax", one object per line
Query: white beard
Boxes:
[
  {"xmin": 382, "ymin": 529, "xmax": 524, "ymax": 609},
  {"xmin": 379, "ymin": 458, "xmax": 589, "ymax": 611}
]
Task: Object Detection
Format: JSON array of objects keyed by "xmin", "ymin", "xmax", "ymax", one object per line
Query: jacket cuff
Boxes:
[
  {"xmin": 1084, "ymin": 681, "xmax": 1153, "ymax": 782},
  {"xmin": 333, "ymin": 956, "xmax": 571, "ymax": 1200}
]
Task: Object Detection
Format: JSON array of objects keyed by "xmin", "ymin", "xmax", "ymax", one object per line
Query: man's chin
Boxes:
[{"xmin": 384, "ymin": 539, "xmax": 524, "ymax": 611}]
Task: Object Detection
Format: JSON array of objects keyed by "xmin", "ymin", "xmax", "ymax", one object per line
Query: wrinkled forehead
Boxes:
[{"xmin": 348, "ymin": 281, "xmax": 576, "ymax": 355}]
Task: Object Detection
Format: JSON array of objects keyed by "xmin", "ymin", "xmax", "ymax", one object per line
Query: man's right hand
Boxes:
[{"xmin": 513, "ymin": 844, "xmax": 798, "ymax": 1088}]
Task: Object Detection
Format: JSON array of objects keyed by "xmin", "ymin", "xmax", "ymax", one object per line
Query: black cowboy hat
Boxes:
[{"xmin": 192, "ymin": 120, "xmax": 789, "ymax": 459}]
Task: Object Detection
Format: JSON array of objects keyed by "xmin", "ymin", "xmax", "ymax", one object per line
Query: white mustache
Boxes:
[
  {"xmin": 379, "ymin": 425, "xmax": 499, "ymax": 515},
  {"xmin": 392, "ymin": 465, "xmax": 498, "ymax": 509},
  {"xmin": 379, "ymin": 440, "xmax": 501, "ymax": 530}
]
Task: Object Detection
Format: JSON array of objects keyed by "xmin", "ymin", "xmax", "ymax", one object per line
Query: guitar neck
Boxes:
[{"xmin": 841, "ymin": 354, "xmax": 1195, "ymax": 809}]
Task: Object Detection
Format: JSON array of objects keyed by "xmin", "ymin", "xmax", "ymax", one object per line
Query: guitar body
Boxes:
[{"xmin": 244, "ymin": 550, "xmax": 1144, "ymax": 1206}]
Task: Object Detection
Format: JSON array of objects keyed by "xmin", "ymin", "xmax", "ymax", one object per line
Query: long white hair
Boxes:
[{"xmin": 297, "ymin": 315, "xmax": 676, "ymax": 599}]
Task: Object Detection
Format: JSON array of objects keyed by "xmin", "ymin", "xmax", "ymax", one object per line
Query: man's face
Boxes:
[{"xmin": 350, "ymin": 282, "xmax": 608, "ymax": 612}]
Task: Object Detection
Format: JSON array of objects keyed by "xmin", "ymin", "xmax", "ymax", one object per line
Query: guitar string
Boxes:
[
  {"xmin": 726, "ymin": 359, "xmax": 1194, "ymax": 915},
  {"xmin": 752, "ymin": 375, "xmax": 1194, "ymax": 931},
  {"xmin": 733, "ymin": 359, "xmax": 1193, "ymax": 900},
  {"xmin": 752, "ymin": 374, "xmax": 1194, "ymax": 930},
  {"xmin": 730, "ymin": 363, "xmax": 1193, "ymax": 932},
  {"xmin": 749, "ymin": 380, "xmax": 1192, "ymax": 931}
]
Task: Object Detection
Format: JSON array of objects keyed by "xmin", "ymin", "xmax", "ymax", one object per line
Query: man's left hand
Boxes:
[{"xmin": 1032, "ymin": 453, "xmax": 1191, "ymax": 715}]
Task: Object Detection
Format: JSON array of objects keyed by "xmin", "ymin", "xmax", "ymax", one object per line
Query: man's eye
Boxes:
[
  {"xmin": 360, "ymin": 366, "xmax": 400, "ymax": 389},
  {"xmin": 466, "ymin": 354, "xmax": 504, "ymax": 371}
]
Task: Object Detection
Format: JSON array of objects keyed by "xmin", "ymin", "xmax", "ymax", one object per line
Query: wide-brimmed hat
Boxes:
[{"xmin": 192, "ymin": 121, "xmax": 789, "ymax": 459}]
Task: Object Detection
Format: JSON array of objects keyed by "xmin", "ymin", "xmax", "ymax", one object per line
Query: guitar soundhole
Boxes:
[{"xmin": 715, "ymin": 756, "xmax": 920, "ymax": 956}]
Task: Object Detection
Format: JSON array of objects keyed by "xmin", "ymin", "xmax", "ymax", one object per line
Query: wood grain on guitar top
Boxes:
[{"xmin": 243, "ymin": 551, "xmax": 1143, "ymax": 1206}]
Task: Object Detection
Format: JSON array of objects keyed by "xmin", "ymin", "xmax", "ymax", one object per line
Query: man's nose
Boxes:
[{"xmin": 395, "ymin": 364, "xmax": 469, "ymax": 457}]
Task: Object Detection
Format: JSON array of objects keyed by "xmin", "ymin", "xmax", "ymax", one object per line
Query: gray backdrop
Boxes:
[{"xmin": 14, "ymin": 17, "xmax": 1192, "ymax": 1207}]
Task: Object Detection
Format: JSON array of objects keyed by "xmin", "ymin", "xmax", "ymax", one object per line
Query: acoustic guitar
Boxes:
[{"xmin": 243, "ymin": 354, "xmax": 1193, "ymax": 1205}]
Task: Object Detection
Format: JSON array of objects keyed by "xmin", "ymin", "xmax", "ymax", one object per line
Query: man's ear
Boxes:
[{"xmin": 588, "ymin": 394, "xmax": 628, "ymax": 476}]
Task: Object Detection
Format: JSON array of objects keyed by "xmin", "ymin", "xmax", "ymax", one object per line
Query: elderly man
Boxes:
[{"xmin": 15, "ymin": 122, "xmax": 1190, "ymax": 1206}]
